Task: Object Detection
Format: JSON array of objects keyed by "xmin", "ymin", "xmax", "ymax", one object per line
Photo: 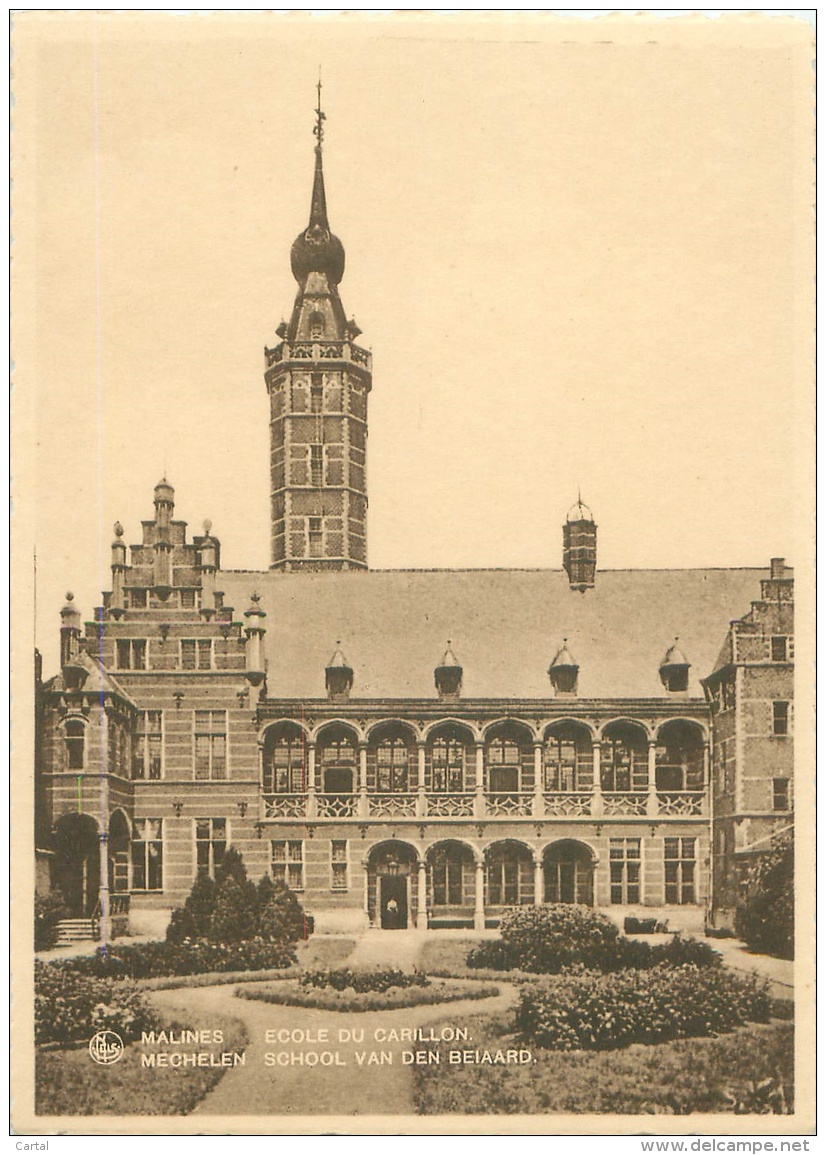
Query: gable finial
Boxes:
[{"xmin": 314, "ymin": 70, "xmax": 325, "ymax": 148}]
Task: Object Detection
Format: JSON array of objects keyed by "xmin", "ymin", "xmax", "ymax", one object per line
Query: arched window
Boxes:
[
  {"xmin": 320, "ymin": 733, "xmax": 356, "ymax": 794},
  {"xmin": 601, "ymin": 727, "xmax": 647, "ymax": 792},
  {"xmin": 430, "ymin": 845, "xmax": 466, "ymax": 906},
  {"xmin": 487, "ymin": 737, "xmax": 521, "ymax": 793},
  {"xmin": 376, "ymin": 737, "xmax": 410, "ymax": 792},
  {"xmin": 544, "ymin": 726, "xmax": 592, "ymax": 792},
  {"xmin": 656, "ymin": 723, "xmax": 704, "ymax": 792},
  {"xmin": 65, "ymin": 719, "xmax": 85, "ymax": 770},
  {"xmin": 485, "ymin": 843, "xmax": 532, "ymax": 905},
  {"xmin": 264, "ymin": 733, "xmax": 306, "ymax": 793},
  {"xmin": 431, "ymin": 736, "xmax": 465, "ymax": 792}
]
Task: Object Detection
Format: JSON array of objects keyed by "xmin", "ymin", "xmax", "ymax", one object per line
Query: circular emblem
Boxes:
[{"xmin": 88, "ymin": 1030, "xmax": 125, "ymax": 1065}]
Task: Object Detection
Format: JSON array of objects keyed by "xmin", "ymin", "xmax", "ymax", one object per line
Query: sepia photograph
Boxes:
[{"xmin": 10, "ymin": 10, "xmax": 815, "ymax": 1136}]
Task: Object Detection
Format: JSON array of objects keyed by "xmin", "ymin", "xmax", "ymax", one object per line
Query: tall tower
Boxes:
[{"xmin": 265, "ymin": 87, "xmax": 372, "ymax": 571}]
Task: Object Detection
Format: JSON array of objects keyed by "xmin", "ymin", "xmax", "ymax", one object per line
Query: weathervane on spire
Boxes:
[{"xmin": 313, "ymin": 72, "xmax": 326, "ymax": 147}]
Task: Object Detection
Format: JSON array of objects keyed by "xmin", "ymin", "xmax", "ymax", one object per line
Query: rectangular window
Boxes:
[
  {"xmin": 487, "ymin": 858, "xmax": 519, "ymax": 905},
  {"xmin": 773, "ymin": 701, "xmax": 790, "ymax": 736},
  {"xmin": 773, "ymin": 777, "xmax": 790, "ymax": 811},
  {"xmin": 181, "ymin": 639, "xmax": 213, "ymax": 670},
  {"xmin": 116, "ymin": 639, "xmax": 147, "ymax": 669},
  {"xmin": 432, "ymin": 850, "xmax": 463, "ymax": 906},
  {"xmin": 272, "ymin": 840, "xmax": 304, "ymax": 891},
  {"xmin": 133, "ymin": 710, "xmax": 163, "ymax": 780},
  {"xmin": 609, "ymin": 838, "xmax": 641, "ymax": 904},
  {"xmin": 131, "ymin": 818, "xmax": 163, "ymax": 891},
  {"xmin": 664, "ymin": 837, "xmax": 696, "ymax": 904},
  {"xmin": 311, "ymin": 384, "xmax": 323, "ymax": 414},
  {"xmin": 194, "ymin": 710, "xmax": 227, "ymax": 779},
  {"xmin": 310, "ymin": 445, "xmax": 323, "ymax": 486},
  {"xmin": 181, "ymin": 589, "xmax": 196, "ymax": 609},
  {"xmin": 771, "ymin": 636, "xmax": 788, "ymax": 662},
  {"xmin": 308, "ymin": 516, "xmax": 323, "ymax": 557},
  {"xmin": 65, "ymin": 719, "xmax": 85, "ymax": 770},
  {"xmin": 195, "ymin": 817, "xmax": 227, "ymax": 878},
  {"xmin": 128, "ymin": 589, "xmax": 148, "ymax": 609},
  {"xmin": 331, "ymin": 840, "xmax": 349, "ymax": 891}
]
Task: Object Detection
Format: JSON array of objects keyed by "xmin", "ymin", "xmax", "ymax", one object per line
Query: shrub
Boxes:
[
  {"xmin": 735, "ymin": 832, "xmax": 794, "ymax": 959},
  {"xmin": 35, "ymin": 960, "xmax": 156, "ymax": 1046},
  {"xmin": 499, "ymin": 905, "xmax": 621, "ymax": 973},
  {"xmin": 35, "ymin": 892, "xmax": 70, "ymax": 951},
  {"xmin": 257, "ymin": 875, "xmax": 307, "ymax": 943},
  {"xmin": 466, "ymin": 939, "xmax": 519, "ymax": 971},
  {"xmin": 208, "ymin": 877, "xmax": 259, "ymax": 943},
  {"xmin": 612, "ymin": 933, "xmax": 722, "ymax": 971},
  {"xmin": 624, "ymin": 916, "xmax": 667, "ymax": 934},
  {"xmin": 57, "ymin": 937, "xmax": 296, "ymax": 980},
  {"xmin": 299, "ymin": 967, "xmax": 428, "ymax": 993},
  {"xmin": 239, "ymin": 978, "xmax": 498, "ymax": 1013},
  {"xmin": 515, "ymin": 964, "xmax": 771, "ymax": 1051}
]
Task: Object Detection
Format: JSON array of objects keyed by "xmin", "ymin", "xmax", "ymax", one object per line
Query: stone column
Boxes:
[
  {"xmin": 362, "ymin": 860, "xmax": 371, "ymax": 927},
  {"xmin": 647, "ymin": 740, "xmax": 659, "ymax": 817},
  {"xmin": 97, "ymin": 705, "xmax": 111, "ymax": 946},
  {"xmin": 417, "ymin": 743, "xmax": 427, "ymax": 817},
  {"xmin": 474, "ymin": 857, "xmax": 486, "ymax": 931},
  {"xmin": 474, "ymin": 743, "xmax": 486, "ymax": 819},
  {"xmin": 591, "ymin": 741, "xmax": 603, "ymax": 817},
  {"xmin": 417, "ymin": 858, "xmax": 428, "ymax": 930},
  {"xmin": 306, "ymin": 744, "xmax": 317, "ymax": 819},
  {"xmin": 532, "ymin": 741, "xmax": 544, "ymax": 817},
  {"xmin": 359, "ymin": 743, "xmax": 369, "ymax": 818},
  {"xmin": 533, "ymin": 852, "xmax": 544, "ymax": 906}
]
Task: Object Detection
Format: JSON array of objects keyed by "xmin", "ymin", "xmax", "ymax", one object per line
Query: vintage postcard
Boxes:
[{"xmin": 10, "ymin": 11, "xmax": 815, "ymax": 1136}]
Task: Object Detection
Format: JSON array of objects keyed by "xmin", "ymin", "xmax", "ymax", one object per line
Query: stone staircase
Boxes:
[{"xmin": 55, "ymin": 918, "xmax": 99, "ymax": 945}]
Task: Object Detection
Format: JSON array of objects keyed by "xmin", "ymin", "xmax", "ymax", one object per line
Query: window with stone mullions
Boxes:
[
  {"xmin": 431, "ymin": 847, "xmax": 463, "ymax": 905},
  {"xmin": 272, "ymin": 840, "xmax": 304, "ymax": 890},
  {"xmin": 431, "ymin": 737, "xmax": 464, "ymax": 792},
  {"xmin": 116, "ymin": 638, "xmax": 147, "ymax": 669},
  {"xmin": 377, "ymin": 738, "xmax": 410, "ymax": 792},
  {"xmin": 331, "ymin": 840, "xmax": 348, "ymax": 891},
  {"xmin": 181, "ymin": 638, "xmax": 212, "ymax": 670},
  {"xmin": 266, "ymin": 735, "xmax": 305, "ymax": 793},
  {"xmin": 487, "ymin": 738, "xmax": 521, "ymax": 793},
  {"xmin": 609, "ymin": 838, "xmax": 641, "ymax": 904},
  {"xmin": 544, "ymin": 736, "xmax": 579, "ymax": 792},
  {"xmin": 195, "ymin": 817, "xmax": 226, "ymax": 878},
  {"xmin": 132, "ymin": 818, "xmax": 163, "ymax": 891},
  {"xmin": 664, "ymin": 837, "xmax": 695, "ymax": 904},
  {"xmin": 194, "ymin": 710, "xmax": 227, "ymax": 780},
  {"xmin": 133, "ymin": 710, "xmax": 163, "ymax": 780}
]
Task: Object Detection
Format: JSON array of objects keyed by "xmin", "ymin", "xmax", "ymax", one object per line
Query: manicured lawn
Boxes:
[
  {"xmin": 418, "ymin": 937, "xmax": 479, "ymax": 975},
  {"xmin": 294, "ymin": 936, "xmax": 357, "ymax": 969},
  {"xmin": 35, "ymin": 1013, "xmax": 247, "ymax": 1116},
  {"xmin": 412, "ymin": 1011, "xmax": 794, "ymax": 1115}
]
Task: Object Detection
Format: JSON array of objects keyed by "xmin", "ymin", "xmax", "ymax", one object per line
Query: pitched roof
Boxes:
[{"xmin": 219, "ymin": 567, "xmax": 770, "ymax": 701}]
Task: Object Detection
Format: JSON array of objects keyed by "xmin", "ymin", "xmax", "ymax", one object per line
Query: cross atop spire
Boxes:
[{"xmin": 313, "ymin": 72, "xmax": 326, "ymax": 149}]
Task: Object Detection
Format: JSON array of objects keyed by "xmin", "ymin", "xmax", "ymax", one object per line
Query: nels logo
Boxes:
[{"xmin": 88, "ymin": 1030, "xmax": 125, "ymax": 1065}]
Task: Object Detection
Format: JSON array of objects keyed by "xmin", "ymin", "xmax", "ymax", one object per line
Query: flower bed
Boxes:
[
  {"xmin": 54, "ymin": 937, "xmax": 297, "ymax": 981},
  {"xmin": 35, "ymin": 960, "xmax": 156, "ymax": 1046},
  {"xmin": 237, "ymin": 977, "xmax": 500, "ymax": 1013},
  {"xmin": 516, "ymin": 964, "xmax": 771, "ymax": 1051},
  {"xmin": 299, "ymin": 967, "xmax": 428, "ymax": 993}
]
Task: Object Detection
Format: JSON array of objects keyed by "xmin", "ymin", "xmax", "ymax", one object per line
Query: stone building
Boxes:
[{"xmin": 34, "ymin": 108, "xmax": 793, "ymax": 942}]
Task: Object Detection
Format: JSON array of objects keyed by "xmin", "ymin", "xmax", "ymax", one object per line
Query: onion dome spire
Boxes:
[
  {"xmin": 435, "ymin": 641, "xmax": 463, "ymax": 700},
  {"xmin": 290, "ymin": 79, "xmax": 345, "ymax": 287},
  {"xmin": 659, "ymin": 637, "xmax": 691, "ymax": 693},
  {"xmin": 548, "ymin": 638, "xmax": 579, "ymax": 696}
]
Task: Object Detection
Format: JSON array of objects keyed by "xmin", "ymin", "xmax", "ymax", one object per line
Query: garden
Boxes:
[{"xmin": 412, "ymin": 904, "xmax": 794, "ymax": 1115}]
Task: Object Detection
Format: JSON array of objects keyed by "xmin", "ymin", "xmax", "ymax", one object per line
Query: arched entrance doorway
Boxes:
[
  {"xmin": 52, "ymin": 813, "xmax": 100, "ymax": 917},
  {"xmin": 543, "ymin": 839, "xmax": 596, "ymax": 905},
  {"xmin": 366, "ymin": 841, "xmax": 418, "ymax": 929}
]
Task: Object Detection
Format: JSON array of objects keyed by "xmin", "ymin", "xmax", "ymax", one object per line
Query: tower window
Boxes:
[
  {"xmin": 309, "ymin": 312, "xmax": 324, "ymax": 340},
  {"xmin": 310, "ymin": 445, "xmax": 323, "ymax": 487},
  {"xmin": 311, "ymin": 384, "xmax": 323, "ymax": 414},
  {"xmin": 772, "ymin": 701, "xmax": 790, "ymax": 736},
  {"xmin": 771, "ymin": 636, "xmax": 788, "ymax": 662},
  {"xmin": 65, "ymin": 719, "xmax": 85, "ymax": 770},
  {"xmin": 773, "ymin": 777, "xmax": 791, "ymax": 811},
  {"xmin": 308, "ymin": 517, "xmax": 323, "ymax": 557}
]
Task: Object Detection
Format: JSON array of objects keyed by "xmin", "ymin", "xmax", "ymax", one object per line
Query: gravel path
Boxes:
[{"xmin": 149, "ymin": 979, "xmax": 516, "ymax": 1117}]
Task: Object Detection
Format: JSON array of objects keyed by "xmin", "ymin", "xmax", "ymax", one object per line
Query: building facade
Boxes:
[{"xmin": 34, "ymin": 109, "xmax": 793, "ymax": 942}]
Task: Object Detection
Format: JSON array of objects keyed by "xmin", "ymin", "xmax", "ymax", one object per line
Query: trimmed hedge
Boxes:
[
  {"xmin": 470, "ymin": 905, "xmax": 720, "ymax": 974},
  {"xmin": 238, "ymin": 978, "xmax": 499, "ymax": 1013},
  {"xmin": 515, "ymin": 964, "xmax": 771, "ymax": 1051},
  {"xmin": 55, "ymin": 937, "xmax": 297, "ymax": 980},
  {"xmin": 299, "ymin": 967, "xmax": 427, "ymax": 993},
  {"xmin": 35, "ymin": 960, "xmax": 156, "ymax": 1046}
]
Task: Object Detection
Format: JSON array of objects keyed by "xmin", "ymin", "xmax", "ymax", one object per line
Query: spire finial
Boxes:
[{"xmin": 314, "ymin": 71, "xmax": 325, "ymax": 149}]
